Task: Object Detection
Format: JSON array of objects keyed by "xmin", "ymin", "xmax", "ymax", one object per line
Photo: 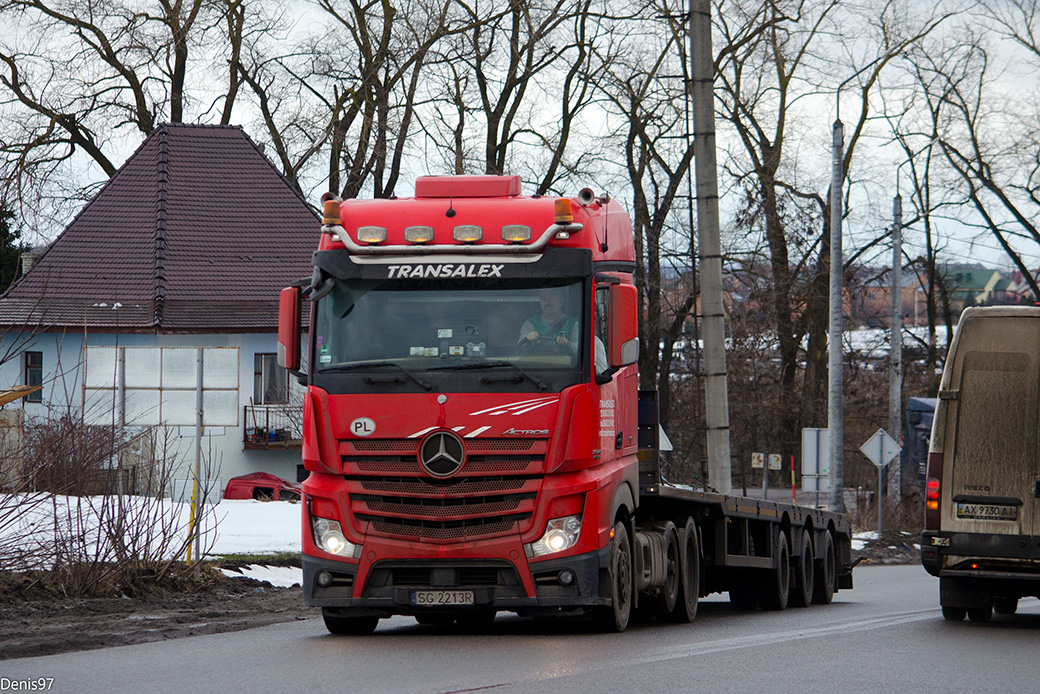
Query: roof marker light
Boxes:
[
  {"xmin": 453, "ymin": 225, "xmax": 482, "ymax": 243},
  {"xmin": 501, "ymin": 225, "xmax": 531, "ymax": 243},
  {"xmin": 322, "ymin": 198, "xmax": 341, "ymax": 226},
  {"xmin": 405, "ymin": 226, "xmax": 434, "ymax": 243},
  {"xmin": 554, "ymin": 199, "xmax": 573, "ymax": 224},
  {"xmin": 357, "ymin": 226, "xmax": 387, "ymax": 244}
]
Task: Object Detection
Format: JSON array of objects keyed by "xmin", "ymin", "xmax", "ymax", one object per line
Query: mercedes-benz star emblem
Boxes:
[{"xmin": 419, "ymin": 431, "xmax": 466, "ymax": 477}]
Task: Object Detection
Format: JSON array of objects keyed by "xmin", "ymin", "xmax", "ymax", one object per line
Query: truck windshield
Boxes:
[{"xmin": 313, "ymin": 278, "xmax": 586, "ymax": 374}]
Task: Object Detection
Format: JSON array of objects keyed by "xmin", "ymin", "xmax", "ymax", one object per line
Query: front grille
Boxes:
[{"xmin": 341, "ymin": 437, "xmax": 547, "ymax": 542}]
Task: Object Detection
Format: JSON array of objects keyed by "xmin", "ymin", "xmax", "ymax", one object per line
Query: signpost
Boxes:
[{"xmin": 859, "ymin": 429, "xmax": 901, "ymax": 537}]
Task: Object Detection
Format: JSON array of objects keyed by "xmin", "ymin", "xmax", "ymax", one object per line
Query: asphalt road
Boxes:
[{"xmin": 4, "ymin": 565, "xmax": 1040, "ymax": 693}]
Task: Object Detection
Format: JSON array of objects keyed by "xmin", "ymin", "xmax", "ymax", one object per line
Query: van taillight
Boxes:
[{"xmin": 924, "ymin": 452, "xmax": 943, "ymax": 531}]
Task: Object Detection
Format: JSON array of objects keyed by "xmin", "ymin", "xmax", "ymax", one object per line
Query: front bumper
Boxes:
[{"xmin": 303, "ymin": 544, "xmax": 611, "ymax": 617}]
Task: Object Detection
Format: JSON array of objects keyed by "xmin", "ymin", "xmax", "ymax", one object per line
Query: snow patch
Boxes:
[{"xmin": 220, "ymin": 565, "xmax": 302, "ymax": 588}]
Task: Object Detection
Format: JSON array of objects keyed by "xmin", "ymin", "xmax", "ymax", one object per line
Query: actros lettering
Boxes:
[{"xmin": 387, "ymin": 264, "xmax": 505, "ymax": 279}]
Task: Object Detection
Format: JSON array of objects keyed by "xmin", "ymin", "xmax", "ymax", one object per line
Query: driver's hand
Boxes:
[
  {"xmin": 526, "ymin": 331, "xmax": 539, "ymax": 341},
  {"xmin": 555, "ymin": 335, "xmax": 568, "ymax": 346}
]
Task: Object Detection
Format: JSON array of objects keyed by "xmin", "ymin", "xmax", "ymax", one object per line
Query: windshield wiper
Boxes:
[
  {"xmin": 428, "ymin": 360, "xmax": 548, "ymax": 390},
  {"xmin": 322, "ymin": 361, "xmax": 433, "ymax": 391}
]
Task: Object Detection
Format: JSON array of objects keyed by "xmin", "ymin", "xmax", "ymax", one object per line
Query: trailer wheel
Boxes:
[
  {"xmin": 941, "ymin": 606, "xmax": 966, "ymax": 621},
  {"xmin": 994, "ymin": 597, "xmax": 1019, "ymax": 615},
  {"xmin": 667, "ymin": 518, "xmax": 700, "ymax": 623},
  {"xmin": 596, "ymin": 520, "xmax": 633, "ymax": 632},
  {"xmin": 811, "ymin": 532, "xmax": 836, "ymax": 605},
  {"xmin": 792, "ymin": 528, "xmax": 814, "ymax": 608},
  {"xmin": 322, "ymin": 609, "xmax": 379, "ymax": 635},
  {"xmin": 760, "ymin": 530, "xmax": 790, "ymax": 611}
]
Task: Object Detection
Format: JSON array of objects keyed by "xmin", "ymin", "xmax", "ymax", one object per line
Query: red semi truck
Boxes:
[{"xmin": 277, "ymin": 175, "xmax": 853, "ymax": 634}]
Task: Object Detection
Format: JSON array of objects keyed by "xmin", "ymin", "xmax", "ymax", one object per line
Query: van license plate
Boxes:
[
  {"xmin": 411, "ymin": 590, "xmax": 475, "ymax": 606},
  {"xmin": 956, "ymin": 503, "xmax": 1018, "ymax": 521}
]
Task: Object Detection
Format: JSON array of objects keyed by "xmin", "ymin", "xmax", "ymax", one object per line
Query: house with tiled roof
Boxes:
[{"xmin": 0, "ymin": 124, "xmax": 318, "ymax": 493}]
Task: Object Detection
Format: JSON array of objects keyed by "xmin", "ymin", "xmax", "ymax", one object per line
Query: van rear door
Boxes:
[{"xmin": 942, "ymin": 311, "xmax": 1040, "ymax": 554}]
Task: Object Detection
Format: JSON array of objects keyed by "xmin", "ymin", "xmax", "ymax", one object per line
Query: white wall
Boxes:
[{"xmin": 0, "ymin": 329, "xmax": 303, "ymax": 494}]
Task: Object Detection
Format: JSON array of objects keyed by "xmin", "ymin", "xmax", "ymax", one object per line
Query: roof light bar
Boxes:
[
  {"xmin": 453, "ymin": 225, "xmax": 483, "ymax": 243},
  {"xmin": 358, "ymin": 226, "xmax": 387, "ymax": 244},
  {"xmin": 404, "ymin": 226, "xmax": 434, "ymax": 244},
  {"xmin": 501, "ymin": 225, "xmax": 531, "ymax": 243}
]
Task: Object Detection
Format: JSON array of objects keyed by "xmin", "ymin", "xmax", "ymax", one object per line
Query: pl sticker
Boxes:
[{"xmin": 350, "ymin": 417, "xmax": 376, "ymax": 437}]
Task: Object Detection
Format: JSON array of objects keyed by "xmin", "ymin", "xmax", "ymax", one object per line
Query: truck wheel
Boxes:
[
  {"xmin": 652, "ymin": 523, "xmax": 680, "ymax": 616},
  {"xmin": 322, "ymin": 609, "xmax": 379, "ymax": 635},
  {"xmin": 811, "ymin": 532, "xmax": 836, "ymax": 605},
  {"xmin": 941, "ymin": 606, "xmax": 966, "ymax": 621},
  {"xmin": 760, "ymin": 530, "xmax": 790, "ymax": 611},
  {"xmin": 792, "ymin": 528, "xmax": 814, "ymax": 608},
  {"xmin": 994, "ymin": 597, "xmax": 1019, "ymax": 615},
  {"xmin": 596, "ymin": 520, "xmax": 633, "ymax": 632},
  {"xmin": 667, "ymin": 518, "xmax": 700, "ymax": 623},
  {"xmin": 968, "ymin": 606, "xmax": 992, "ymax": 623}
]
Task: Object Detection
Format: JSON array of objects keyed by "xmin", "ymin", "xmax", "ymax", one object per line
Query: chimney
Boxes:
[{"xmin": 20, "ymin": 250, "xmax": 40, "ymax": 276}]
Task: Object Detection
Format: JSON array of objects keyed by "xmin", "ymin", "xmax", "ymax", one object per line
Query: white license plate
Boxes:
[
  {"xmin": 411, "ymin": 590, "xmax": 475, "ymax": 606},
  {"xmin": 956, "ymin": 502, "xmax": 1018, "ymax": 521}
]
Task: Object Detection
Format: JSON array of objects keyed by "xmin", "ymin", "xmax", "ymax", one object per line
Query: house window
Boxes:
[
  {"xmin": 24, "ymin": 351, "xmax": 42, "ymax": 402},
  {"xmin": 253, "ymin": 353, "xmax": 287, "ymax": 404}
]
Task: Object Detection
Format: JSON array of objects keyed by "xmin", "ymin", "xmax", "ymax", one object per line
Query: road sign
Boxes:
[
  {"xmin": 860, "ymin": 428, "xmax": 901, "ymax": 469},
  {"xmin": 767, "ymin": 453, "xmax": 782, "ymax": 470},
  {"xmin": 751, "ymin": 452, "xmax": 764, "ymax": 469}
]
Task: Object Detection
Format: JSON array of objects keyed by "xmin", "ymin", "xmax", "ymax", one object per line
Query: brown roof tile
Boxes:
[{"xmin": 0, "ymin": 124, "xmax": 319, "ymax": 331}]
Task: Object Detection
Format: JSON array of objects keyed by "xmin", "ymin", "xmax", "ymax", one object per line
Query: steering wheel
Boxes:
[{"xmin": 519, "ymin": 335, "xmax": 566, "ymax": 354}]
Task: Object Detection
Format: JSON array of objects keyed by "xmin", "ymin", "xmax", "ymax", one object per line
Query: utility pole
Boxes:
[
  {"xmin": 827, "ymin": 118, "xmax": 844, "ymax": 513},
  {"xmin": 888, "ymin": 193, "xmax": 903, "ymax": 497},
  {"xmin": 691, "ymin": 0, "xmax": 731, "ymax": 493}
]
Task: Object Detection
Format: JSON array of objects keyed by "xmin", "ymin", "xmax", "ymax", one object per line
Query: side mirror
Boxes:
[
  {"xmin": 278, "ymin": 286, "xmax": 301, "ymax": 372},
  {"xmin": 608, "ymin": 283, "xmax": 639, "ymax": 367}
]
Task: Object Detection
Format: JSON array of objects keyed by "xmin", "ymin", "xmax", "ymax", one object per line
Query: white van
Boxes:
[{"xmin": 921, "ymin": 306, "xmax": 1040, "ymax": 622}]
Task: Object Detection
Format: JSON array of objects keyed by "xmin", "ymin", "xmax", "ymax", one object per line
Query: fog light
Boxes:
[
  {"xmin": 453, "ymin": 225, "xmax": 482, "ymax": 243},
  {"xmin": 316, "ymin": 570, "xmax": 333, "ymax": 587},
  {"xmin": 558, "ymin": 569, "xmax": 575, "ymax": 586}
]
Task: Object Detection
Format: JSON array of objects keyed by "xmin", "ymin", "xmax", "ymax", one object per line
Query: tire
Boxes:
[
  {"xmin": 941, "ymin": 606, "xmax": 966, "ymax": 621},
  {"xmin": 994, "ymin": 597, "xmax": 1018, "ymax": 615},
  {"xmin": 652, "ymin": 523, "xmax": 680, "ymax": 616},
  {"xmin": 792, "ymin": 528, "xmax": 814, "ymax": 608},
  {"xmin": 760, "ymin": 530, "xmax": 790, "ymax": 611},
  {"xmin": 596, "ymin": 520, "xmax": 633, "ymax": 632},
  {"xmin": 968, "ymin": 606, "xmax": 992, "ymax": 623},
  {"xmin": 322, "ymin": 609, "xmax": 379, "ymax": 635},
  {"xmin": 812, "ymin": 532, "xmax": 836, "ymax": 605},
  {"xmin": 667, "ymin": 518, "xmax": 700, "ymax": 623}
]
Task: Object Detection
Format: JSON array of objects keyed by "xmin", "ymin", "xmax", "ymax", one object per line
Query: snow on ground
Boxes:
[
  {"xmin": 851, "ymin": 530, "xmax": 880, "ymax": 551},
  {"xmin": 0, "ymin": 494, "xmax": 303, "ymax": 577},
  {"xmin": 219, "ymin": 564, "xmax": 302, "ymax": 588},
  {"xmin": 210, "ymin": 499, "xmax": 301, "ymax": 555}
]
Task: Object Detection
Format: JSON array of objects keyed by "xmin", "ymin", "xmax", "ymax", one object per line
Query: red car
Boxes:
[{"xmin": 223, "ymin": 472, "xmax": 301, "ymax": 502}]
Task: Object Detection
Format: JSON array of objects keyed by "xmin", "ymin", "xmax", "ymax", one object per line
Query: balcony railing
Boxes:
[{"xmin": 243, "ymin": 405, "xmax": 303, "ymax": 449}]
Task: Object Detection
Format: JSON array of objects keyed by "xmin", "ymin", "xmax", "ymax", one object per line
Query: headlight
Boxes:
[
  {"xmin": 312, "ymin": 517, "xmax": 361, "ymax": 558},
  {"xmin": 526, "ymin": 515, "xmax": 582, "ymax": 558}
]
